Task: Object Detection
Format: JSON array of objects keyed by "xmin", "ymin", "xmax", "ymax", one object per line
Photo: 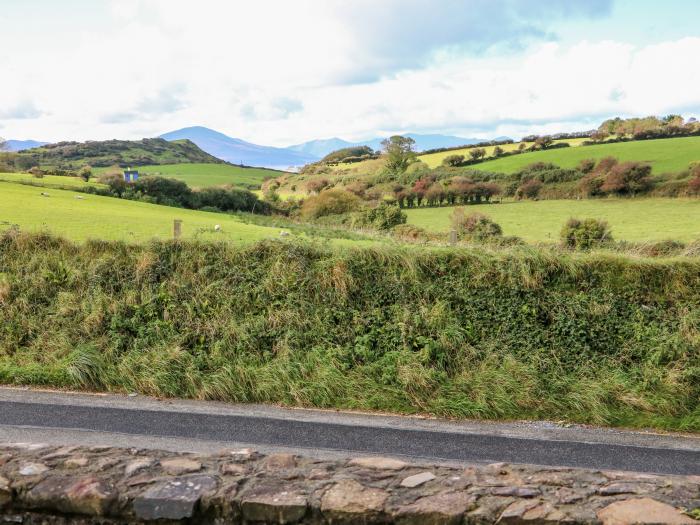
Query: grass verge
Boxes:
[{"xmin": 0, "ymin": 233, "xmax": 698, "ymax": 431}]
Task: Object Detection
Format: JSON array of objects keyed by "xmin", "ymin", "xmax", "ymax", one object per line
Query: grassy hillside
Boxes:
[
  {"xmin": 0, "ymin": 181, "xmax": 282, "ymax": 244},
  {"xmin": 1, "ymin": 235, "xmax": 698, "ymax": 431},
  {"xmin": 129, "ymin": 163, "xmax": 282, "ymax": 189},
  {"xmin": 0, "ymin": 172, "xmax": 102, "ymax": 190},
  {"xmin": 13, "ymin": 138, "xmax": 222, "ymax": 169},
  {"xmin": 473, "ymin": 136, "xmax": 700, "ymax": 174},
  {"xmin": 418, "ymin": 138, "xmax": 590, "ymax": 168},
  {"xmin": 405, "ymin": 198, "xmax": 700, "ymax": 242}
]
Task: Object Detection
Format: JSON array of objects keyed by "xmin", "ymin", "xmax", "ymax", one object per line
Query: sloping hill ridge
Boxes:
[
  {"xmin": 160, "ymin": 126, "xmax": 317, "ymax": 170},
  {"xmin": 15, "ymin": 138, "xmax": 222, "ymax": 168}
]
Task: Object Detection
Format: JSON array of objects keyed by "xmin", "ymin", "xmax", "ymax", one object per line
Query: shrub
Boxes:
[
  {"xmin": 688, "ymin": 176, "xmax": 700, "ymax": 195},
  {"xmin": 300, "ymin": 189, "xmax": 361, "ymax": 219},
  {"xmin": 561, "ymin": 218, "xmax": 613, "ymax": 250},
  {"xmin": 321, "ymin": 146, "xmax": 374, "ymax": 164},
  {"xmin": 442, "ymin": 154, "xmax": 465, "ymax": 167},
  {"xmin": 578, "ymin": 159, "xmax": 596, "ymax": 174},
  {"xmin": 28, "ymin": 167, "xmax": 44, "ymax": 178},
  {"xmin": 516, "ymin": 179, "xmax": 542, "ymax": 200},
  {"xmin": 635, "ymin": 240, "xmax": 685, "ymax": 257},
  {"xmin": 353, "ymin": 203, "xmax": 407, "ymax": 230},
  {"xmin": 305, "ymin": 178, "xmax": 330, "ymax": 194},
  {"xmin": 600, "ymin": 162, "xmax": 653, "ymax": 196},
  {"xmin": 391, "ymin": 223, "xmax": 428, "ymax": 241},
  {"xmin": 450, "ymin": 208, "xmax": 502, "ymax": 240},
  {"xmin": 493, "ymin": 146, "xmax": 504, "ymax": 157}
]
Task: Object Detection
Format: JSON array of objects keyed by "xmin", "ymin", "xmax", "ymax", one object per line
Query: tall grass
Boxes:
[{"xmin": 0, "ymin": 232, "xmax": 698, "ymax": 431}]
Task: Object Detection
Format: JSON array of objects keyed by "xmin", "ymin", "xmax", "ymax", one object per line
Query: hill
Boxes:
[
  {"xmin": 13, "ymin": 138, "xmax": 222, "ymax": 169},
  {"xmin": 160, "ymin": 126, "xmax": 316, "ymax": 170},
  {"xmin": 472, "ymin": 136, "xmax": 700, "ymax": 174}
]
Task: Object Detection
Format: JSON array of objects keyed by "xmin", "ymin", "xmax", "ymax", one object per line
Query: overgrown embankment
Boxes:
[{"xmin": 0, "ymin": 233, "xmax": 698, "ymax": 431}]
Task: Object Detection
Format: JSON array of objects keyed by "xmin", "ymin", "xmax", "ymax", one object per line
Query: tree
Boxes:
[
  {"xmin": 382, "ymin": 135, "xmax": 416, "ymax": 175},
  {"xmin": 493, "ymin": 146, "xmax": 504, "ymax": 157},
  {"xmin": 534, "ymin": 136, "xmax": 553, "ymax": 149},
  {"xmin": 442, "ymin": 154, "xmax": 465, "ymax": 167},
  {"xmin": 78, "ymin": 165, "xmax": 92, "ymax": 182},
  {"xmin": 468, "ymin": 148, "xmax": 486, "ymax": 161}
]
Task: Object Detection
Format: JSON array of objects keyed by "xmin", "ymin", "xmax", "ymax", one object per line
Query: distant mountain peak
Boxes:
[{"xmin": 159, "ymin": 126, "xmax": 317, "ymax": 170}]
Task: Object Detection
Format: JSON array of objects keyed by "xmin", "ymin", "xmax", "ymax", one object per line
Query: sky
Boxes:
[{"xmin": 1, "ymin": 0, "xmax": 700, "ymax": 146}]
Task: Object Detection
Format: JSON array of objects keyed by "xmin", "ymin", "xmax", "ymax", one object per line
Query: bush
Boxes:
[
  {"xmin": 305, "ymin": 178, "xmax": 330, "ymax": 194},
  {"xmin": 450, "ymin": 208, "xmax": 502, "ymax": 240},
  {"xmin": 353, "ymin": 203, "xmax": 406, "ymax": 230},
  {"xmin": 300, "ymin": 189, "xmax": 361, "ymax": 219},
  {"xmin": 516, "ymin": 179, "xmax": 542, "ymax": 200},
  {"xmin": 561, "ymin": 218, "xmax": 613, "ymax": 250},
  {"xmin": 391, "ymin": 223, "xmax": 428, "ymax": 241},
  {"xmin": 578, "ymin": 159, "xmax": 596, "ymax": 174}
]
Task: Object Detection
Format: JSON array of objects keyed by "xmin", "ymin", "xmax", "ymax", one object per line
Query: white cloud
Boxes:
[{"xmin": 0, "ymin": 1, "xmax": 698, "ymax": 144}]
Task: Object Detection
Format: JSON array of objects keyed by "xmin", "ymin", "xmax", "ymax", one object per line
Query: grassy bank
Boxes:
[
  {"xmin": 0, "ymin": 233, "xmax": 698, "ymax": 431},
  {"xmin": 405, "ymin": 198, "xmax": 700, "ymax": 242}
]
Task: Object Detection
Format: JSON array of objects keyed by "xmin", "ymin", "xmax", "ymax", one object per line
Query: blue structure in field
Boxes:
[{"xmin": 123, "ymin": 169, "xmax": 139, "ymax": 183}]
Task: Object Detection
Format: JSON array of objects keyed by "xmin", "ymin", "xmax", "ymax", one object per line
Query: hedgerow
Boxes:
[{"xmin": 0, "ymin": 232, "xmax": 698, "ymax": 431}]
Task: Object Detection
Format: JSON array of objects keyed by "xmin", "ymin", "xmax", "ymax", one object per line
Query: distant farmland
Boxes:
[
  {"xmin": 472, "ymin": 136, "xmax": 700, "ymax": 174},
  {"xmin": 418, "ymin": 138, "xmax": 589, "ymax": 168}
]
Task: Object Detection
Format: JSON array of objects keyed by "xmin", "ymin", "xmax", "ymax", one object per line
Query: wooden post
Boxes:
[
  {"xmin": 449, "ymin": 229, "xmax": 457, "ymax": 246},
  {"xmin": 173, "ymin": 219, "xmax": 182, "ymax": 239}
]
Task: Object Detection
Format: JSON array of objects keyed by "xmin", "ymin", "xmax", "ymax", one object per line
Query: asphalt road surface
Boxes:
[{"xmin": 0, "ymin": 389, "xmax": 697, "ymax": 475}]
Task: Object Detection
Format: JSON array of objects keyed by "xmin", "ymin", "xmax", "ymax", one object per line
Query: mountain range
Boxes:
[
  {"xmin": 4, "ymin": 139, "xmax": 48, "ymax": 151},
  {"xmin": 4, "ymin": 127, "xmax": 509, "ymax": 170},
  {"xmin": 160, "ymin": 127, "xmax": 496, "ymax": 169}
]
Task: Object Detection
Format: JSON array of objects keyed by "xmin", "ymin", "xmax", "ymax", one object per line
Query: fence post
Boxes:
[
  {"xmin": 449, "ymin": 229, "xmax": 457, "ymax": 246},
  {"xmin": 173, "ymin": 219, "xmax": 182, "ymax": 239}
]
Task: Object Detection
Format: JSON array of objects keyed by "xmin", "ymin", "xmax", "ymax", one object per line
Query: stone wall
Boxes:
[{"xmin": 0, "ymin": 443, "xmax": 697, "ymax": 523}]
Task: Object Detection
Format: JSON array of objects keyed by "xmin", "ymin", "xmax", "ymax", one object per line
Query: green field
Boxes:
[
  {"xmin": 130, "ymin": 163, "xmax": 283, "ymax": 188},
  {"xmin": 0, "ymin": 181, "xmax": 285, "ymax": 244},
  {"xmin": 0, "ymin": 172, "xmax": 102, "ymax": 190},
  {"xmin": 472, "ymin": 136, "xmax": 700, "ymax": 174},
  {"xmin": 405, "ymin": 198, "xmax": 700, "ymax": 242},
  {"xmin": 418, "ymin": 138, "xmax": 590, "ymax": 168}
]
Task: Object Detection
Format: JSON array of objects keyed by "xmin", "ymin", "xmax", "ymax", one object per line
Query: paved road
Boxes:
[{"xmin": 0, "ymin": 389, "xmax": 698, "ymax": 475}]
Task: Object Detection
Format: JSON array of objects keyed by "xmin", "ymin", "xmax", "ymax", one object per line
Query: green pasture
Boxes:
[
  {"xmin": 0, "ymin": 181, "xmax": 284, "ymax": 244},
  {"xmin": 0, "ymin": 172, "xmax": 103, "ymax": 190},
  {"xmin": 120, "ymin": 163, "xmax": 283, "ymax": 188},
  {"xmin": 472, "ymin": 136, "xmax": 700, "ymax": 174},
  {"xmin": 405, "ymin": 198, "xmax": 700, "ymax": 242}
]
